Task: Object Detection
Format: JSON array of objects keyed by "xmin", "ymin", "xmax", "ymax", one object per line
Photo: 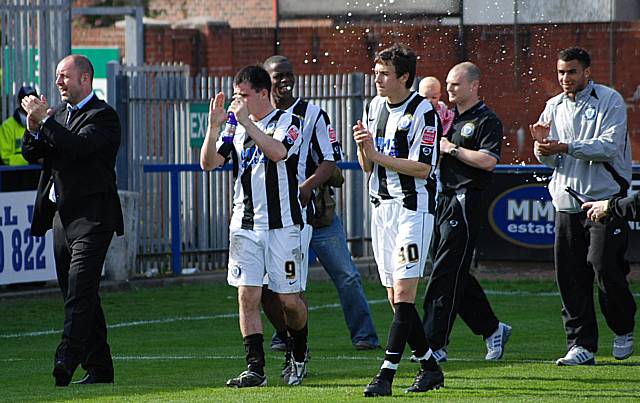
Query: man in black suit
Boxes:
[{"xmin": 21, "ymin": 54, "xmax": 123, "ymax": 386}]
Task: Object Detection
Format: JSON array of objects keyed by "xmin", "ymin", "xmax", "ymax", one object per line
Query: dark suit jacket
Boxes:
[{"xmin": 22, "ymin": 94, "xmax": 124, "ymax": 239}]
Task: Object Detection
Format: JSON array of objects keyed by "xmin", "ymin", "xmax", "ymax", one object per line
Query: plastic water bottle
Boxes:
[{"xmin": 222, "ymin": 112, "xmax": 237, "ymax": 144}]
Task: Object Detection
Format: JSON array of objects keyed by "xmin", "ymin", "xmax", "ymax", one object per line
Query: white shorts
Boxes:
[
  {"xmin": 228, "ymin": 225, "xmax": 306, "ymax": 294},
  {"xmin": 300, "ymin": 224, "xmax": 312, "ymax": 291},
  {"xmin": 371, "ymin": 201, "xmax": 434, "ymax": 288},
  {"xmin": 262, "ymin": 224, "xmax": 312, "ymax": 291}
]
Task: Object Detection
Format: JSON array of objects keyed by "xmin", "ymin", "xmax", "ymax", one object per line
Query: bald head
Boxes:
[
  {"xmin": 450, "ymin": 62, "xmax": 480, "ymax": 83},
  {"xmin": 419, "ymin": 76, "xmax": 442, "ymax": 107},
  {"xmin": 446, "ymin": 61, "xmax": 481, "ymax": 111},
  {"xmin": 55, "ymin": 54, "xmax": 95, "ymax": 105}
]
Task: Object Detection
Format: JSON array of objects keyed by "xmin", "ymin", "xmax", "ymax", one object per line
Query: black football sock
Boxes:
[
  {"xmin": 406, "ymin": 302, "xmax": 428, "ymax": 356},
  {"xmin": 288, "ymin": 323, "xmax": 308, "ymax": 362},
  {"xmin": 379, "ymin": 302, "xmax": 414, "ymax": 382},
  {"xmin": 243, "ymin": 333, "xmax": 265, "ymax": 376},
  {"xmin": 403, "ymin": 304, "xmax": 440, "ymax": 371}
]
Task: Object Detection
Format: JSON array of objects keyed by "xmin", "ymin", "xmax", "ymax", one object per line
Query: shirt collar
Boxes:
[
  {"xmin": 68, "ymin": 91, "xmax": 94, "ymax": 111},
  {"xmin": 455, "ymin": 100, "xmax": 485, "ymax": 119},
  {"xmin": 560, "ymin": 80, "xmax": 594, "ymax": 103}
]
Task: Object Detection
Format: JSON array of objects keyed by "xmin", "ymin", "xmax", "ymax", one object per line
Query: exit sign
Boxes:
[{"xmin": 189, "ymin": 102, "xmax": 209, "ymax": 148}]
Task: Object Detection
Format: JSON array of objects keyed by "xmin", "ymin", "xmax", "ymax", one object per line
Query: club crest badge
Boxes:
[
  {"xmin": 584, "ymin": 106, "xmax": 596, "ymax": 120},
  {"xmin": 461, "ymin": 123, "xmax": 475, "ymax": 138},
  {"xmin": 398, "ymin": 114, "xmax": 413, "ymax": 130},
  {"xmin": 266, "ymin": 122, "xmax": 277, "ymax": 136},
  {"xmin": 230, "ymin": 266, "xmax": 242, "ymax": 278}
]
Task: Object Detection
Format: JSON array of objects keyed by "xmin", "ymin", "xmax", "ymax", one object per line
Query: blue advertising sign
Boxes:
[{"xmin": 488, "ymin": 183, "xmax": 555, "ymax": 249}]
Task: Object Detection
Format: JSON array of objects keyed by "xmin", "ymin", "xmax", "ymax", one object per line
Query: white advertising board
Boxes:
[{"xmin": 0, "ymin": 191, "xmax": 56, "ymax": 285}]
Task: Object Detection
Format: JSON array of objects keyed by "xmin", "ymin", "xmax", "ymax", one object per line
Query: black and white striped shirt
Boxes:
[
  {"xmin": 363, "ymin": 92, "xmax": 441, "ymax": 213},
  {"xmin": 216, "ymin": 109, "xmax": 303, "ymax": 230},
  {"xmin": 288, "ymin": 98, "xmax": 343, "ymax": 183}
]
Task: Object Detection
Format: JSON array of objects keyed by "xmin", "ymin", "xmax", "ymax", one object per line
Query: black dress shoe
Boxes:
[{"xmin": 72, "ymin": 372, "xmax": 114, "ymax": 384}]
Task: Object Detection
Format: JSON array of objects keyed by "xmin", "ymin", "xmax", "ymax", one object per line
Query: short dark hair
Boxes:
[
  {"xmin": 374, "ymin": 43, "xmax": 417, "ymax": 89},
  {"xmin": 263, "ymin": 55, "xmax": 290, "ymax": 70},
  {"xmin": 558, "ymin": 47, "xmax": 591, "ymax": 69},
  {"xmin": 233, "ymin": 64, "xmax": 271, "ymax": 94}
]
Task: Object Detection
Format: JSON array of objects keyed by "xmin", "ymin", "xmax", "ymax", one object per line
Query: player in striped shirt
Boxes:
[
  {"xmin": 200, "ymin": 64, "xmax": 309, "ymax": 388},
  {"xmin": 353, "ymin": 43, "xmax": 444, "ymax": 397},
  {"xmin": 260, "ymin": 55, "xmax": 380, "ymax": 369}
]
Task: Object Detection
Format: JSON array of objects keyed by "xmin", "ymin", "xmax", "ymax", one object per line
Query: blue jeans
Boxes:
[{"xmin": 310, "ymin": 214, "xmax": 379, "ymax": 346}]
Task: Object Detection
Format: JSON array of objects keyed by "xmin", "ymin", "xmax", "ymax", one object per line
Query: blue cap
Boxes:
[{"xmin": 17, "ymin": 85, "xmax": 38, "ymax": 102}]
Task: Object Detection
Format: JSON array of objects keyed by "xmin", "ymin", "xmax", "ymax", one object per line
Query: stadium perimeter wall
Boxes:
[{"xmin": 73, "ymin": 21, "xmax": 640, "ymax": 164}]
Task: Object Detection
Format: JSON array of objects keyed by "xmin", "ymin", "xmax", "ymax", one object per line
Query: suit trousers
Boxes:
[
  {"xmin": 53, "ymin": 212, "xmax": 114, "ymax": 375},
  {"xmin": 554, "ymin": 211, "xmax": 636, "ymax": 353},
  {"xmin": 422, "ymin": 189, "xmax": 499, "ymax": 350}
]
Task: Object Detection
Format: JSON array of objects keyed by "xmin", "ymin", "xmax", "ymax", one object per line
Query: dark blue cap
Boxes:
[{"xmin": 17, "ymin": 85, "xmax": 38, "ymax": 102}]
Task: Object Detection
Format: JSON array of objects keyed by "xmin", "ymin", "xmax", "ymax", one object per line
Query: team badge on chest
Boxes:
[
  {"xmin": 266, "ymin": 122, "xmax": 277, "ymax": 136},
  {"xmin": 397, "ymin": 114, "xmax": 413, "ymax": 130},
  {"xmin": 461, "ymin": 122, "xmax": 475, "ymax": 138},
  {"xmin": 584, "ymin": 105, "xmax": 596, "ymax": 120}
]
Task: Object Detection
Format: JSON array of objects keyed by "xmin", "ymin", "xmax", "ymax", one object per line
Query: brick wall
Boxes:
[
  {"xmin": 73, "ymin": 26, "xmax": 125, "ymax": 51},
  {"xmin": 147, "ymin": 0, "xmax": 274, "ymax": 28},
  {"xmin": 76, "ymin": 20, "xmax": 640, "ymax": 163}
]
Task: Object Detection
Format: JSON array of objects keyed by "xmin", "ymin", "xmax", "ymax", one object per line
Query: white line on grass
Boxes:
[
  {"xmin": 3, "ymin": 289, "xmax": 638, "ymax": 339},
  {"xmin": 111, "ymin": 355, "xmax": 557, "ymax": 365},
  {"xmin": 0, "ymin": 354, "xmax": 557, "ymax": 364},
  {"xmin": 0, "ymin": 300, "xmax": 385, "ymax": 339}
]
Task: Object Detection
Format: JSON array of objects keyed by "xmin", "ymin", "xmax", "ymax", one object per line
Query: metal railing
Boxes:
[
  {"xmin": 109, "ymin": 64, "xmax": 378, "ymax": 274},
  {"xmin": 0, "ymin": 0, "xmax": 71, "ymax": 122}
]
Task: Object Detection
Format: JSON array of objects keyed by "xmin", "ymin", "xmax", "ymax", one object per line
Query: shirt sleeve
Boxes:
[
  {"xmin": 215, "ymin": 132, "xmax": 235, "ymax": 162},
  {"xmin": 566, "ymin": 91, "xmax": 627, "ymax": 161},
  {"xmin": 311, "ymin": 111, "xmax": 341, "ymax": 163},
  {"xmin": 408, "ymin": 107, "xmax": 439, "ymax": 166},
  {"xmin": 273, "ymin": 113, "xmax": 303, "ymax": 160},
  {"xmin": 534, "ymin": 102, "xmax": 559, "ymax": 167},
  {"xmin": 610, "ymin": 193, "xmax": 640, "ymax": 220},
  {"xmin": 477, "ymin": 115, "xmax": 502, "ymax": 161},
  {"xmin": 362, "ymin": 101, "xmax": 370, "ymax": 131}
]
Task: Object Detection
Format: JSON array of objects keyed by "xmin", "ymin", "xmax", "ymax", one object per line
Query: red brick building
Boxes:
[{"xmin": 71, "ymin": 1, "xmax": 640, "ymax": 163}]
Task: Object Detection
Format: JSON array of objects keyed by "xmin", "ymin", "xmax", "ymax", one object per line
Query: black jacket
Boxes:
[
  {"xmin": 22, "ymin": 95, "xmax": 124, "ymax": 238},
  {"xmin": 609, "ymin": 193, "xmax": 640, "ymax": 221}
]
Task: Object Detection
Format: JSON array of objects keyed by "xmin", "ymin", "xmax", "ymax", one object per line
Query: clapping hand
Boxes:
[
  {"xmin": 208, "ymin": 92, "xmax": 227, "ymax": 127},
  {"xmin": 353, "ymin": 120, "xmax": 375, "ymax": 159},
  {"xmin": 529, "ymin": 120, "xmax": 551, "ymax": 143},
  {"xmin": 21, "ymin": 95, "xmax": 51, "ymax": 132}
]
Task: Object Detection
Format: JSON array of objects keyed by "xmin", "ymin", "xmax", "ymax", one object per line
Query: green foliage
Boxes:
[{"xmin": 1, "ymin": 280, "xmax": 639, "ymax": 401}]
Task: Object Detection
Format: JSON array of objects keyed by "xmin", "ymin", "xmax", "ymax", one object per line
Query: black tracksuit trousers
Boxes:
[
  {"xmin": 554, "ymin": 211, "xmax": 636, "ymax": 353},
  {"xmin": 422, "ymin": 189, "xmax": 499, "ymax": 350}
]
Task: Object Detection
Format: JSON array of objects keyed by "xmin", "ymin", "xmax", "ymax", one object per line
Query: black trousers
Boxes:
[
  {"xmin": 53, "ymin": 212, "xmax": 114, "ymax": 375},
  {"xmin": 555, "ymin": 211, "xmax": 636, "ymax": 353},
  {"xmin": 422, "ymin": 189, "xmax": 499, "ymax": 350}
]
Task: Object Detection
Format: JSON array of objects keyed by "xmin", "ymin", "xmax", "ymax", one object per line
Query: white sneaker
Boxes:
[
  {"xmin": 613, "ymin": 333, "xmax": 634, "ymax": 360},
  {"xmin": 284, "ymin": 358, "xmax": 307, "ymax": 386},
  {"xmin": 485, "ymin": 322, "xmax": 512, "ymax": 360},
  {"xmin": 556, "ymin": 345, "xmax": 595, "ymax": 366}
]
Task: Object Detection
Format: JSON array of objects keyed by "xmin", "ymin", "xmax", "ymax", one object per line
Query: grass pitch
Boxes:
[{"xmin": 1, "ymin": 278, "xmax": 639, "ymax": 402}]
